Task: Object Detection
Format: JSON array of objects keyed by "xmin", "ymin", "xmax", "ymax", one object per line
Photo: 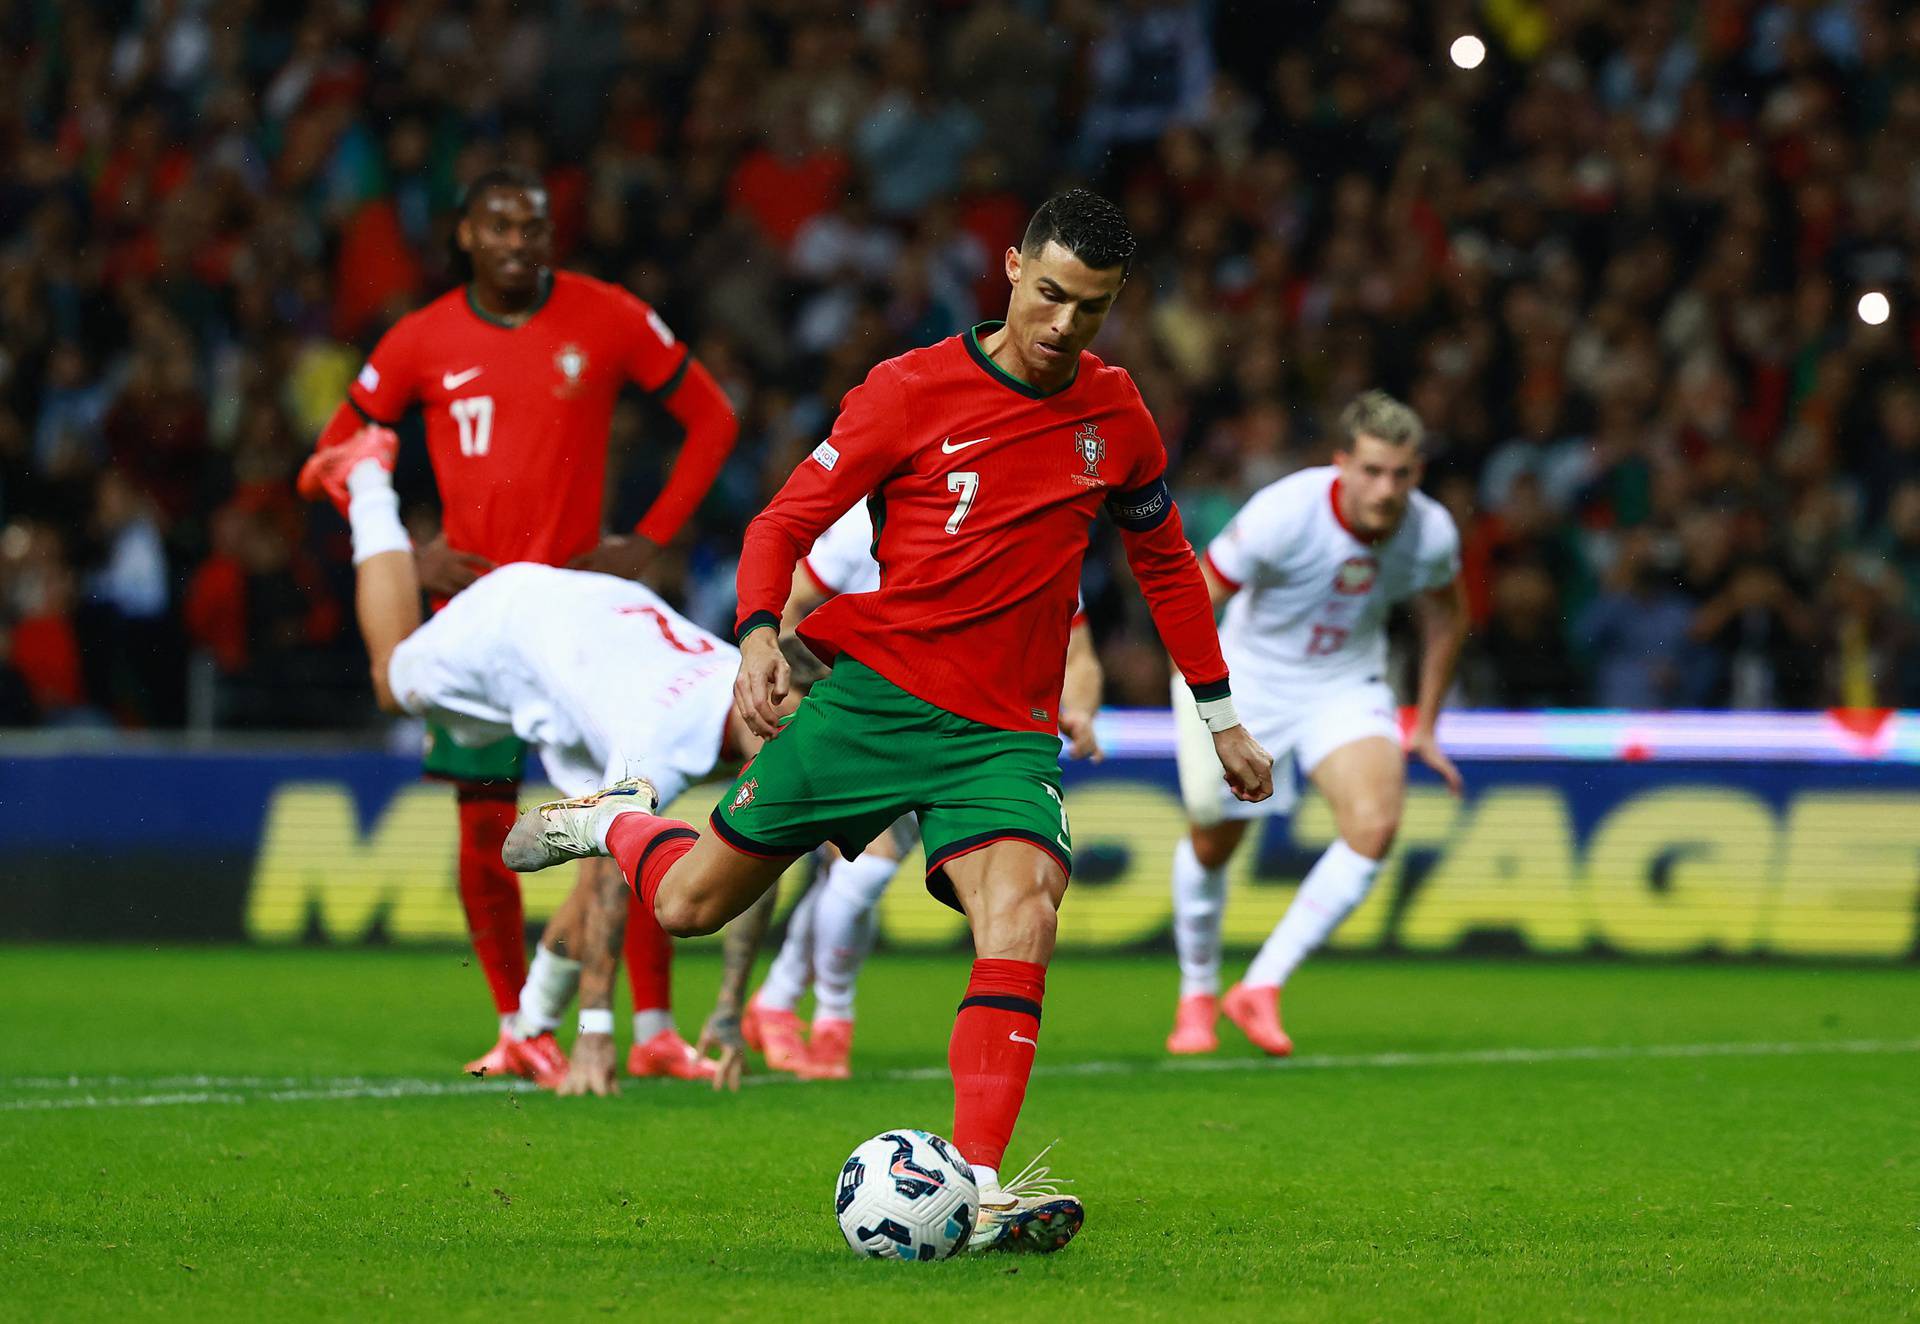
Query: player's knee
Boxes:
[
  {"xmin": 1190, "ymin": 829, "xmax": 1237, "ymax": 871},
  {"xmin": 652, "ymin": 889, "xmax": 722, "ymax": 940},
  {"xmin": 1341, "ymin": 803, "xmax": 1400, "ymax": 860}
]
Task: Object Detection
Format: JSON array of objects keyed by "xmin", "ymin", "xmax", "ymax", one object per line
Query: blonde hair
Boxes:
[{"xmin": 1338, "ymin": 389, "xmax": 1425, "ymax": 451}]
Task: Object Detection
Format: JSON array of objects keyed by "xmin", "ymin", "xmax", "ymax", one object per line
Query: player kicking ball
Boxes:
[
  {"xmin": 503, "ymin": 190, "xmax": 1273, "ymax": 1254},
  {"xmin": 297, "ymin": 425, "xmax": 787, "ymax": 1086},
  {"xmin": 744, "ymin": 502, "xmax": 1105, "ymax": 1080},
  {"xmin": 1165, "ymin": 391, "xmax": 1469, "ymax": 1058}
]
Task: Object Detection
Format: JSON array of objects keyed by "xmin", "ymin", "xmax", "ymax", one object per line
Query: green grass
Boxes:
[{"xmin": 3, "ymin": 948, "xmax": 1917, "ymax": 1321}]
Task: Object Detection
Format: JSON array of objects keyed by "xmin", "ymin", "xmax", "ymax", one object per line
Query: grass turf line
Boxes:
[{"xmin": 1, "ymin": 947, "xmax": 1915, "ymax": 1321}]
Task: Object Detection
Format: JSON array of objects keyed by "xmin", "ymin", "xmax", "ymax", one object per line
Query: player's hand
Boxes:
[
  {"xmin": 1408, "ymin": 725, "xmax": 1464, "ymax": 796},
  {"xmin": 415, "ymin": 536, "xmax": 494, "ymax": 597},
  {"xmin": 1059, "ymin": 708, "xmax": 1104, "ymax": 762},
  {"xmin": 734, "ymin": 628, "xmax": 791, "ymax": 740},
  {"xmin": 567, "ymin": 534, "xmax": 661, "ymax": 582},
  {"xmin": 557, "ymin": 1032, "xmax": 620, "ymax": 1097},
  {"xmin": 1213, "ymin": 725, "xmax": 1274, "ymax": 803},
  {"xmin": 696, "ymin": 1010, "xmax": 746, "ymax": 1093}
]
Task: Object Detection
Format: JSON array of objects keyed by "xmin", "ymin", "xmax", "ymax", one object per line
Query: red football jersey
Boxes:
[
  {"xmin": 737, "ymin": 323, "xmax": 1229, "ymax": 733},
  {"xmin": 347, "ymin": 271, "xmax": 687, "ymax": 566}
]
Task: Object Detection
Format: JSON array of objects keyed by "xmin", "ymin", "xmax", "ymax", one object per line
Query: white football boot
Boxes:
[
  {"xmin": 969, "ymin": 1144, "xmax": 1085, "ymax": 1254},
  {"xmin": 501, "ymin": 776, "xmax": 657, "ymax": 872}
]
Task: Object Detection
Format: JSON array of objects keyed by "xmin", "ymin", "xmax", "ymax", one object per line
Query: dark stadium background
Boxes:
[{"xmin": 4, "ymin": 0, "xmax": 1918, "ymax": 734}]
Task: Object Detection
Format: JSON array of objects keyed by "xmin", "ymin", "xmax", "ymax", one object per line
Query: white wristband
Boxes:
[
  {"xmin": 577, "ymin": 1009, "xmax": 614, "ymax": 1036},
  {"xmin": 1196, "ymin": 694, "xmax": 1240, "ymax": 733}
]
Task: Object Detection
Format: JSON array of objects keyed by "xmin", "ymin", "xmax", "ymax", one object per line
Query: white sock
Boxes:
[
  {"xmin": 1171, "ymin": 838, "xmax": 1228, "ymax": 998},
  {"xmin": 812, "ymin": 853, "xmax": 893, "ymax": 1019},
  {"xmin": 346, "ymin": 460, "xmax": 410, "ymax": 564},
  {"xmin": 513, "ymin": 944, "xmax": 581, "ymax": 1038},
  {"xmin": 757, "ymin": 886, "xmax": 819, "ymax": 1012},
  {"xmin": 974, "ymin": 1166, "xmax": 1002, "ymax": 1201},
  {"xmin": 632, "ymin": 1008, "xmax": 673, "ymax": 1042},
  {"xmin": 1244, "ymin": 839, "xmax": 1381, "ymax": 989}
]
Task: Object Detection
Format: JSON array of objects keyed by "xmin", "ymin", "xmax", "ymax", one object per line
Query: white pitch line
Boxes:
[{"xmin": 2, "ymin": 1037, "xmax": 1915, "ymax": 1112}]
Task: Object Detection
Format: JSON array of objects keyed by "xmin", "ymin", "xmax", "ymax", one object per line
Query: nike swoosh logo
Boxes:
[
  {"xmin": 941, "ymin": 436, "xmax": 990, "ymax": 454},
  {"xmin": 1009, "ymin": 1031, "xmax": 1037, "ymax": 1047},
  {"xmin": 442, "ymin": 367, "xmax": 483, "ymax": 390}
]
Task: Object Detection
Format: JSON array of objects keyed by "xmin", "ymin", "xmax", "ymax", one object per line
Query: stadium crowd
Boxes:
[{"xmin": 2, "ymin": 0, "xmax": 1918, "ymax": 729}]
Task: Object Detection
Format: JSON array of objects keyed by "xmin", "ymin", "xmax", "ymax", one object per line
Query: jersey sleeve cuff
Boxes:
[
  {"xmin": 735, "ymin": 610, "xmax": 779, "ymax": 646},
  {"xmin": 1201, "ymin": 549, "xmax": 1242, "ymax": 593},
  {"xmin": 1189, "ymin": 676, "xmax": 1231, "ymax": 703}
]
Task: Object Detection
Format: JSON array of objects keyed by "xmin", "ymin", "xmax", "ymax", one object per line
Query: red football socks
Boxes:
[
  {"xmin": 623, "ymin": 889, "xmax": 674, "ymax": 1013},
  {"xmin": 605, "ymin": 812, "xmax": 699, "ymax": 912},
  {"xmin": 949, "ymin": 957, "xmax": 1048, "ymax": 1172},
  {"xmin": 455, "ymin": 788, "xmax": 526, "ymax": 1015}
]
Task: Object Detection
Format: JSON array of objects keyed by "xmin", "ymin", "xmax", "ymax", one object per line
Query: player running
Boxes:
[
  {"xmin": 505, "ymin": 190, "xmax": 1273, "ymax": 1255},
  {"xmin": 298, "ymin": 426, "xmax": 776, "ymax": 1087},
  {"xmin": 1165, "ymin": 391, "xmax": 1469, "ymax": 1058},
  {"xmin": 744, "ymin": 502, "xmax": 1106, "ymax": 1080},
  {"xmin": 314, "ymin": 166, "xmax": 738, "ymax": 1082}
]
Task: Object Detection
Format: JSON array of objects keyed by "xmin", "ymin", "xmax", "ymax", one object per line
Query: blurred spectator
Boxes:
[{"xmin": 1575, "ymin": 531, "xmax": 1699, "ymax": 710}]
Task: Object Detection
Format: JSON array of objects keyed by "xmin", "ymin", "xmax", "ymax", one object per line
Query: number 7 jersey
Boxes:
[{"xmin": 735, "ymin": 322, "xmax": 1229, "ymax": 734}]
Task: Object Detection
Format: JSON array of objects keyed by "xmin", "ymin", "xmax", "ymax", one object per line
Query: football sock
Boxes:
[
  {"xmin": 1171, "ymin": 837, "xmax": 1228, "ymax": 998},
  {"xmin": 514, "ymin": 943, "xmax": 581, "ymax": 1038},
  {"xmin": 605, "ymin": 813, "xmax": 699, "ymax": 912},
  {"xmin": 757, "ymin": 886, "xmax": 818, "ymax": 1012},
  {"xmin": 623, "ymin": 887, "xmax": 674, "ymax": 1017},
  {"xmin": 1245, "ymin": 838, "xmax": 1381, "ymax": 988},
  {"xmin": 456, "ymin": 789, "xmax": 527, "ymax": 1016},
  {"xmin": 632, "ymin": 1009, "xmax": 674, "ymax": 1043},
  {"xmin": 949, "ymin": 957, "xmax": 1046, "ymax": 1174},
  {"xmin": 346, "ymin": 460, "xmax": 410, "ymax": 563},
  {"xmin": 812, "ymin": 852, "xmax": 892, "ymax": 1018}
]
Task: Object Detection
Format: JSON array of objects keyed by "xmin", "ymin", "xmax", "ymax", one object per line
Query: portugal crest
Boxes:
[
  {"xmin": 1072, "ymin": 421, "xmax": 1106, "ymax": 487},
  {"xmin": 730, "ymin": 778, "xmax": 758, "ymax": 812},
  {"xmin": 554, "ymin": 344, "xmax": 589, "ymax": 398}
]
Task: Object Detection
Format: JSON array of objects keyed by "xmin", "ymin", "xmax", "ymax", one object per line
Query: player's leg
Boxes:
[
  {"xmin": 1230, "ymin": 723, "xmax": 1404, "ymax": 1055},
  {"xmin": 1167, "ymin": 818, "xmax": 1248, "ymax": 1053},
  {"xmin": 798, "ymin": 826, "xmax": 906, "ymax": 1079},
  {"xmin": 745, "ymin": 873, "xmax": 818, "ymax": 1073}
]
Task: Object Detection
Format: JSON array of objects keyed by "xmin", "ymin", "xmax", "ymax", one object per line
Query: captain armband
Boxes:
[{"xmin": 1106, "ymin": 476, "xmax": 1173, "ymax": 532}]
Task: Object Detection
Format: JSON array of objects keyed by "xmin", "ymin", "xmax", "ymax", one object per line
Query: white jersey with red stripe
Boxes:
[
  {"xmin": 1204, "ymin": 465, "xmax": 1459, "ymax": 711},
  {"xmin": 387, "ymin": 563, "xmax": 736, "ymax": 799},
  {"xmin": 803, "ymin": 502, "xmax": 1087, "ymax": 623}
]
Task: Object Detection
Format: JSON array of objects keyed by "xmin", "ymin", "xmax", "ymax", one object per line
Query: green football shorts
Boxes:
[
  {"xmin": 711, "ymin": 656, "xmax": 1071, "ymax": 912},
  {"xmin": 421, "ymin": 722, "xmax": 527, "ymax": 786}
]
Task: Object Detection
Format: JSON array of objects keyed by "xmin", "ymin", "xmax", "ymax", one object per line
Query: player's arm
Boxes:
[
  {"xmin": 1107, "ymin": 471, "xmax": 1272, "ymax": 803},
  {"xmin": 1408, "ymin": 574, "xmax": 1469, "ymax": 796},
  {"xmin": 1058, "ymin": 618, "xmax": 1104, "ymax": 761},
  {"xmin": 573, "ymin": 298, "xmax": 741, "ymax": 579},
  {"xmin": 556, "ymin": 857, "xmax": 629, "ymax": 1097},
  {"xmin": 734, "ymin": 373, "xmax": 903, "ymax": 736},
  {"xmin": 696, "ymin": 884, "xmax": 778, "ymax": 1093}
]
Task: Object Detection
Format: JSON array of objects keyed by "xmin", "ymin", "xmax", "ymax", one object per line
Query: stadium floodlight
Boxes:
[
  {"xmin": 1450, "ymin": 35, "xmax": 1487, "ymax": 69},
  {"xmin": 1857, "ymin": 290, "xmax": 1891, "ymax": 325}
]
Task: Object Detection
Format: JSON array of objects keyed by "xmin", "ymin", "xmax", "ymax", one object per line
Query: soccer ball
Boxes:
[{"xmin": 834, "ymin": 1129, "xmax": 979, "ymax": 1261}]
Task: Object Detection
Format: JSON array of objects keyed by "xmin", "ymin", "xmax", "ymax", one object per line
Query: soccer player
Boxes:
[
  {"xmin": 1164, "ymin": 391, "xmax": 1468, "ymax": 1058},
  {"xmin": 314, "ymin": 166, "xmax": 739, "ymax": 1080},
  {"xmin": 298, "ymin": 427, "xmax": 778, "ymax": 1089},
  {"xmin": 505, "ymin": 190, "xmax": 1273, "ymax": 1255},
  {"xmin": 744, "ymin": 501, "xmax": 1106, "ymax": 1081}
]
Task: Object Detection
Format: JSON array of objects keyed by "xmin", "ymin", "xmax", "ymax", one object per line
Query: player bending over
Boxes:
[
  {"xmin": 298, "ymin": 426, "xmax": 787, "ymax": 1085},
  {"xmin": 504, "ymin": 190, "xmax": 1272, "ymax": 1255},
  {"xmin": 744, "ymin": 501, "xmax": 1106, "ymax": 1080},
  {"xmin": 1166, "ymin": 391, "xmax": 1468, "ymax": 1058}
]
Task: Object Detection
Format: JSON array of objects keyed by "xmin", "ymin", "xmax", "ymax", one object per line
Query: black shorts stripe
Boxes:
[
  {"xmin": 706, "ymin": 809, "xmax": 802, "ymax": 860},
  {"xmin": 925, "ymin": 828, "xmax": 1071, "ymax": 878},
  {"xmin": 652, "ymin": 351, "xmax": 692, "ymax": 399},
  {"xmin": 957, "ymin": 993, "xmax": 1042, "ymax": 1020}
]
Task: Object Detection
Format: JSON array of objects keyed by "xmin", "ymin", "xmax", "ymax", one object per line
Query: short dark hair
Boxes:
[
  {"xmin": 460, "ymin": 165, "xmax": 548, "ymax": 217},
  {"xmin": 1021, "ymin": 189, "xmax": 1136, "ymax": 278}
]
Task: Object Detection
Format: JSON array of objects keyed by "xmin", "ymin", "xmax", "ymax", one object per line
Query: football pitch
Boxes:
[{"xmin": 3, "ymin": 948, "xmax": 1915, "ymax": 1321}]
